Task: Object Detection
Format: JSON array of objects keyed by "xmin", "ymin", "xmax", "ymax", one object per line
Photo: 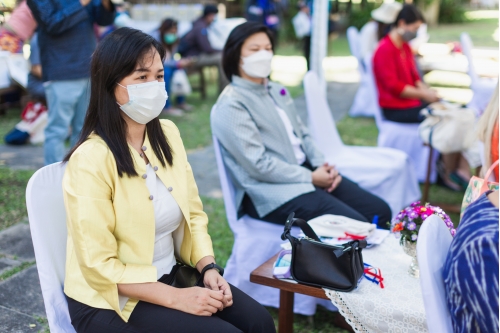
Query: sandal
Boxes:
[
  {"xmin": 449, "ymin": 172, "xmax": 469, "ymax": 191},
  {"xmin": 437, "ymin": 160, "xmax": 462, "ymax": 192}
]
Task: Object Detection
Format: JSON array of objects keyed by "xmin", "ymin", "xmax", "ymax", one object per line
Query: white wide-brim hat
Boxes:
[{"xmin": 371, "ymin": 2, "xmax": 403, "ymax": 24}]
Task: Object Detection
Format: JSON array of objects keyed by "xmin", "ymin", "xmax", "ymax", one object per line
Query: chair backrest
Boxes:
[
  {"xmin": 346, "ymin": 26, "xmax": 362, "ymax": 63},
  {"xmin": 303, "ymin": 71, "xmax": 345, "ymax": 160},
  {"xmin": 417, "ymin": 215, "xmax": 454, "ymax": 333},
  {"xmin": 26, "ymin": 163, "xmax": 76, "ymax": 333},
  {"xmin": 363, "ymin": 54, "xmax": 385, "ymax": 127},
  {"xmin": 211, "ymin": 108, "xmax": 239, "ymax": 229},
  {"xmin": 460, "ymin": 32, "xmax": 478, "ymax": 87}
]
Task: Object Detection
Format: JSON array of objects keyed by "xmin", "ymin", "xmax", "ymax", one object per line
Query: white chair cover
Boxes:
[
  {"xmin": 460, "ymin": 32, "xmax": 497, "ymax": 114},
  {"xmin": 346, "ymin": 27, "xmax": 377, "ymax": 118},
  {"xmin": 212, "ymin": 132, "xmax": 335, "ymax": 315},
  {"xmin": 364, "ymin": 54, "xmax": 438, "ymax": 183},
  {"xmin": 304, "ymin": 71, "xmax": 421, "ymax": 216},
  {"xmin": 26, "ymin": 163, "xmax": 76, "ymax": 333},
  {"xmin": 417, "ymin": 215, "xmax": 454, "ymax": 333}
]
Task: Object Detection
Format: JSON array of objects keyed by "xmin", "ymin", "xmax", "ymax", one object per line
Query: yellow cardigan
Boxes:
[{"xmin": 63, "ymin": 119, "xmax": 214, "ymax": 321}]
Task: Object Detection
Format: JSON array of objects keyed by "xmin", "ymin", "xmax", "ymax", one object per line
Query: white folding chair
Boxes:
[
  {"xmin": 417, "ymin": 215, "xmax": 454, "ymax": 333},
  {"xmin": 346, "ymin": 26, "xmax": 377, "ymax": 118},
  {"xmin": 212, "ymin": 126, "xmax": 335, "ymax": 315},
  {"xmin": 304, "ymin": 71, "xmax": 421, "ymax": 216},
  {"xmin": 364, "ymin": 54, "xmax": 438, "ymax": 183},
  {"xmin": 460, "ymin": 32, "xmax": 497, "ymax": 114},
  {"xmin": 26, "ymin": 163, "xmax": 76, "ymax": 333}
]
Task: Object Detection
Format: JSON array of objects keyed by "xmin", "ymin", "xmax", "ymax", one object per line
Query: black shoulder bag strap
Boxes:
[{"xmin": 281, "ymin": 212, "xmax": 321, "ymax": 243}]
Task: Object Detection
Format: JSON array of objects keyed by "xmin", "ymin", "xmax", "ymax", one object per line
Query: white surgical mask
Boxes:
[
  {"xmin": 241, "ymin": 50, "xmax": 273, "ymax": 78},
  {"xmin": 117, "ymin": 80, "xmax": 168, "ymax": 124}
]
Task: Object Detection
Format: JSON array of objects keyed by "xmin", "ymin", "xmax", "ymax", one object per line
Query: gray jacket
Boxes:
[{"xmin": 211, "ymin": 76, "xmax": 324, "ymax": 218}]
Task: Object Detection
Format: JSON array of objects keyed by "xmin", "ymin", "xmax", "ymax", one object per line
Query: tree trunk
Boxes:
[{"xmin": 416, "ymin": 0, "xmax": 441, "ymax": 26}]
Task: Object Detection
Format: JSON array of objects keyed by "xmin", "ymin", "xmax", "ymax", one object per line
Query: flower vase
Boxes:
[{"xmin": 401, "ymin": 239, "xmax": 419, "ymax": 278}]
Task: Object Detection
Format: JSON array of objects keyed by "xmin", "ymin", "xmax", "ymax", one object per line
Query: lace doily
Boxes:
[{"xmin": 324, "ymin": 236, "xmax": 428, "ymax": 333}]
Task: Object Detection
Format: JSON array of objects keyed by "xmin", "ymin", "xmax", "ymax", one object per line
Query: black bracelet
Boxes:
[{"xmin": 200, "ymin": 263, "xmax": 225, "ymax": 277}]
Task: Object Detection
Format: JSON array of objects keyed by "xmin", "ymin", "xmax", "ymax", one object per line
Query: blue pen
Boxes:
[{"xmin": 371, "ymin": 215, "xmax": 379, "ymax": 229}]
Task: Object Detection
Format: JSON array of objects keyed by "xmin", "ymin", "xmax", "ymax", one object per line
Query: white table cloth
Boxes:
[{"xmin": 324, "ymin": 236, "xmax": 428, "ymax": 333}]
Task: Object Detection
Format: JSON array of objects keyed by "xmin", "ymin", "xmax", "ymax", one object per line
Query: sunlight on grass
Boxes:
[{"xmin": 465, "ymin": 10, "xmax": 499, "ymax": 20}]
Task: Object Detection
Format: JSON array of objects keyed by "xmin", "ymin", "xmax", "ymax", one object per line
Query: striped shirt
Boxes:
[{"xmin": 443, "ymin": 192, "xmax": 499, "ymax": 333}]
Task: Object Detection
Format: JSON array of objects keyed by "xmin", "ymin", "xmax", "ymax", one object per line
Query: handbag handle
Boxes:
[
  {"xmin": 281, "ymin": 212, "xmax": 321, "ymax": 242},
  {"xmin": 481, "ymin": 159, "xmax": 499, "ymax": 192}
]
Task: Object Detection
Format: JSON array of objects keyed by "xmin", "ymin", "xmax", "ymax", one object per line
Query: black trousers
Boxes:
[
  {"xmin": 66, "ymin": 283, "xmax": 276, "ymax": 333},
  {"xmin": 303, "ymin": 36, "xmax": 311, "ymax": 70},
  {"xmin": 243, "ymin": 176, "xmax": 392, "ymax": 229},
  {"xmin": 382, "ymin": 103, "xmax": 428, "ymax": 124}
]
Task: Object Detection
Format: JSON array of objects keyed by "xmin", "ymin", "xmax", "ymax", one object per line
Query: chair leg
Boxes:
[
  {"xmin": 199, "ymin": 68, "xmax": 206, "ymax": 100},
  {"xmin": 422, "ymin": 145, "xmax": 434, "ymax": 204}
]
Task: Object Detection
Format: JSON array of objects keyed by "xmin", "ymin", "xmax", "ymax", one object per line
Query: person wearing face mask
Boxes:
[
  {"xmin": 61, "ymin": 27, "xmax": 275, "ymax": 333},
  {"xmin": 373, "ymin": 4, "xmax": 472, "ymax": 191},
  {"xmin": 373, "ymin": 4, "xmax": 437, "ymax": 124},
  {"xmin": 358, "ymin": 2, "xmax": 402, "ymax": 60},
  {"xmin": 159, "ymin": 18, "xmax": 194, "ymax": 116},
  {"xmin": 212, "ymin": 22, "xmax": 392, "ymax": 234}
]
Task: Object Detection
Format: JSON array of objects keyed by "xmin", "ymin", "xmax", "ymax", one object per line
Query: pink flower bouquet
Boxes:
[{"xmin": 391, "ymin": 201, "xmax": 455, "ymax": 244}]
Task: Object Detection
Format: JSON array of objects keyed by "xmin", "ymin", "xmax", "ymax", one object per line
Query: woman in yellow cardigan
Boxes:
[{"xmin": 62, "ymin": 27, "xmax": 275, "ymax": 333}]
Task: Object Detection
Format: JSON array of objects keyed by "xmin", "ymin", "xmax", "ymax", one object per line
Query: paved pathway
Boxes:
[{"xmin": 0, "ymin": 82, "xmax": 357, "ymax": 332}]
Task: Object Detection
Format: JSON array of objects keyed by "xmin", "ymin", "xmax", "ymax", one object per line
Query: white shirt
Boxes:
[
  {"xmin": 274, "ymin": 105, "xmax": 306, "ymax": 165},
  {"xmin": 119, "ymin": 164, "xmax": 184, "ymax": 310},
  {"xmin": 292, "ymin": 11, "xmax": 311, "ymax": 39}
]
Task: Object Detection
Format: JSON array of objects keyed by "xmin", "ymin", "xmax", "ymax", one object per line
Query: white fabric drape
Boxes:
[{"xmin": 310, "ymin": 0, "xmax": 329, "ymax": 95}]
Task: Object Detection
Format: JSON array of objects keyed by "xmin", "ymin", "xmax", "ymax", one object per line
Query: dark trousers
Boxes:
[
  {"xmin": 66, "ymin": 283, "xmax": 276, "ymax": 333},
  {"xmin": 382, "ymin": 103, "xmax": 428, "ymax": 124},
  {"xmin": 303, "ymin": 35, "xmax": 311, "ymax": 70},
  {"xmin": 243, "ymin": 176, "xmax": 392, "ymax": 228}
]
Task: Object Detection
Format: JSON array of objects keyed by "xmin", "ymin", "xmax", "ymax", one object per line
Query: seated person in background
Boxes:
[
  {"xmin": 359, "ymin": 1, "xmax": 402, "ymax": 60},
  {"xmin": 0, "ymin": 0, "xmax": 37, "ymax": 53},
  {"xmin": 159, "ymin": 18, "xmax": 193, "ymax": 116},
  {"xmin": 179, "ymin": 4, "xmax": 228, "ymax": 91},
  {"xmin": 62, "ymin": 27, "xmax": 275, "ymax": 333},
  {"xmin": 443, "ymin": 190, "xmax": 499, "ymax": 333},
  {"xmin": 27, "ymin": 33, "xmax": 45, "ymax": 101},
  {"xmin": 292, "ymin": 1, "xmax": 311, "ymax": 70},
  {"xmin": 373, "ymin": 4, "xmax": 470, "ymax": 191},
  {"xmin": 477, "ymin": 84, "xmax": 499, "ymax": 181},
  {"xmin": 211, "ymin": 22, "xmax": 392, "ymax": 227}
]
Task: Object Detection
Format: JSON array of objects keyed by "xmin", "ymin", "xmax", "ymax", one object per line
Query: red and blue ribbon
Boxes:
[{"xmin": 364, "ymin": 263, "xmax": 384, "ymax": 289}]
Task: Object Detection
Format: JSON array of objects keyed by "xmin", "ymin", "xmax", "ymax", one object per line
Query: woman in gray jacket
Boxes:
[{"xmin": 211, "ymin": 22, "xmax": 392, "ymax": 227}]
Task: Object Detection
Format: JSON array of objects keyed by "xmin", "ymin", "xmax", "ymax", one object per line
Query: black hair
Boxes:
[
  {"xmin": 222, "ymin": 22, "xmax": 274, "ymax": 81},
  {"xmin": 377, "ymin": 22, "xmax": 390, "ymax": 40},
  {"xmin": 63, "ymin": 27, "xmax": 173, "ymax": 177},
  {"xmin": 394, "ymin": 4, "xmax": 425, "ymax": 26},
  {"xmin": 159, "ymin": 18, "xmax": 178, "ymax": 51},
  {"xmin": 203, "ymin": 4, "xmax": 219, "ymax": 17}
]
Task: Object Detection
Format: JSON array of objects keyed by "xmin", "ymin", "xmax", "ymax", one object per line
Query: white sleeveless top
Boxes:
[{"xmin": 119, "ymin": 164, "xmax": 184, "ymax": 310}]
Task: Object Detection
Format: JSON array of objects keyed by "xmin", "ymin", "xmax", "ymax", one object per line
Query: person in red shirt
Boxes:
[
  {"xmin": 373, "ymin": 4, "xmax": 473, "ymax": 191},
  {"xmin": 373, "ymin": 4, "xmax": 439, "ymax": 123}
]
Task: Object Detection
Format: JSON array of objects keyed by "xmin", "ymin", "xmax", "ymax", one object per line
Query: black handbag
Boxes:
[
  {"xmin": 281, "ymin": 212, "xmax": 367, "ymax": 292},
  {"xmin": 158, "ymin": 263, "xmax": 224, "ymax": 288}
]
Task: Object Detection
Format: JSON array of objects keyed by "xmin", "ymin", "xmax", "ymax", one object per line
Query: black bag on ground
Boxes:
[{"xmin": 281, "ymin": 212, "xmax": 366, "ymax": 292}]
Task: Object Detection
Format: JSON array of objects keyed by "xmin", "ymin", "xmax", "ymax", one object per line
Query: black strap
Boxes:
[{"xmin": 281, "ymin": 212, "xmax": 321, "ymax": 242}]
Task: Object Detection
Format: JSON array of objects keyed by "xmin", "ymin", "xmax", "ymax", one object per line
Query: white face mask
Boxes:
[
  {"xmin": 117, "ymin": 80, "xmax": 168, "ymax": 124},
  {"xmin": 241, "ymin": 50, "xmax": 273, "ymax": 79}
]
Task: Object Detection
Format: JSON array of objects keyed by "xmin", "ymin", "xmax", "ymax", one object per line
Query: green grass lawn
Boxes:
[
  {"xmin": 0, "ymin": 168, "xmax": 34, "ymax": 231},
  {"xmin": 428, "ymin": 17, "xmax": 499, "ymax": 47}
]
